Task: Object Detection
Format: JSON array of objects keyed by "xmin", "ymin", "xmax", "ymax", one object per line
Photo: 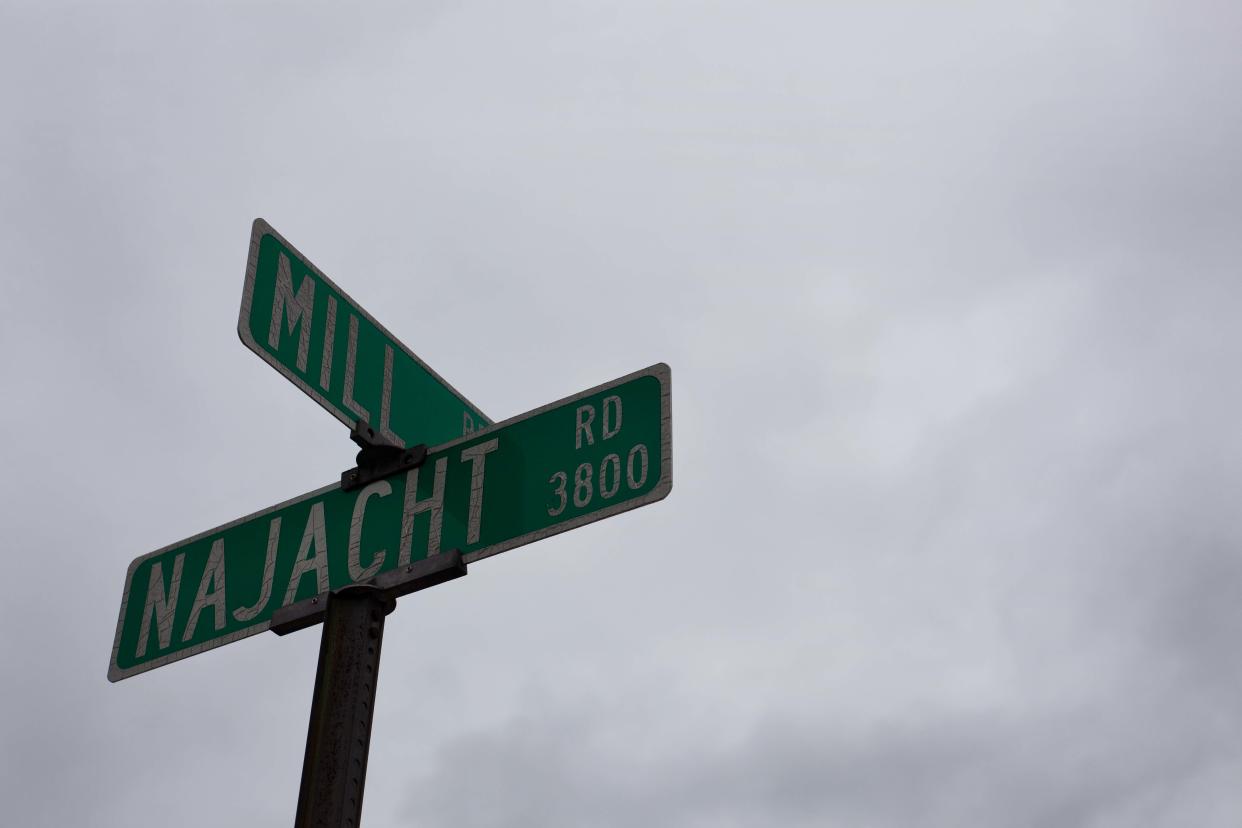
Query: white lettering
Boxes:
[
  {"xmin": 548, "ymin": 471, "xmax": 568, "ymax": 516},
  {"xmin": 602, "ymin": 395, "xmax": 622, "ymax": 440},
  {"xmin": 378, "ymin": 345, "xmax": 403, "ymax": 446},
  {"xmin": 233, "ymin": 518, "xmax": 280, "ymax": 622},
  {"xmin": 573, "ymin": 462, "xmax": 593, "ymax": 507},
  {"xmin": 399, "ymin": 458, "xmax": 447, "ymax": 564},
  {"xmin": 599, "ymin": 453, "xmax": 621, "ymax": 499},
  {"xmin": 575, "ymin": 405, "xmax": 595, "ymax": 449},
  {"xmin": 319, "ymin": 296, "xmax": 337, "ymax": 391},
  {"xmin": 267, "ymin": 253, "xmax": 314, "ymax": 372},
  {"xmin": 342, "ymin": 315, "xmax": 371, "ymax": 422},
  {"xmin": 626, "ymin": 444, "xmax": 649, "ymax": 490},
  {"xmin": 283, "ymin": 503, "xmax": 330, "ymax": 606},
  {"xmin": 184, "ymin": 539, "xmax": 227, "ymax": 641},
  {"xmin": 136, "ymin": 553, "xmax": 185, "ymax": 658},
  {"xmin": 348, "ymin": 481, "xmax": 391, "ymax": 582},
  {"xmin": 460, "ymin": 439, "xmax": 500, "ymax": 544}
]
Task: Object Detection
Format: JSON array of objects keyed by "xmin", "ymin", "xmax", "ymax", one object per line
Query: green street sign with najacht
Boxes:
[
  {"xmin": 239, "ymin": 218, "xmax": 490, "ymax": 446},
  {"xmin": 108, "ymin": 364, "xmax": 671, "ymax": 681}
]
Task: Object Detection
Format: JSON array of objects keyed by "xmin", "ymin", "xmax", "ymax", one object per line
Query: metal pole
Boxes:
[{"xmin": 293, "ymin": 585, "xmax": 394, "ymax": 828}]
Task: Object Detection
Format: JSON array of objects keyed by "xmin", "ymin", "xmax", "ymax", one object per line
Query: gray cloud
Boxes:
[{"xmin": 2, "ymin": 1, "xmax": 1240, "ymax": 826}]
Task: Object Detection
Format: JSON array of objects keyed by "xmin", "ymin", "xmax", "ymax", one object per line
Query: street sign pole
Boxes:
[
  {"xmin": 274, "ymin": 553, "xmax": 464, "ymax": 828},
  {"xmin": 293, "ymin": 585, "xmax": 391, "ymax": 828}
]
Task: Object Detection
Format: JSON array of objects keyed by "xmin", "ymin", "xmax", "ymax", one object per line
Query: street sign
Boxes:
[
  {"xmin": 109, "ymin": 363, "xmax": 671, "ymax": 681},
  {"xmin": 239, "ymin": 218, "xmax": 490, "ymax": 446}
]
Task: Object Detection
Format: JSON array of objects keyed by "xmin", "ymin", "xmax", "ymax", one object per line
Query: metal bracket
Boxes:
[
  {"xmin": 270, "ymin": 550, "xmax": 467, "ymax": 636},
  {"xmin": 341, "ymin": 418, "xmax": 427, "ymax": 492}
]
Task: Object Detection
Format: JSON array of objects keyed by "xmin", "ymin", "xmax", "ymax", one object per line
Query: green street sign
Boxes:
[
  {"xmin": 239, "ymin": 218, "xmax": 490, "ymax": 446},
  {"xmin": 108, "ymin": 364, "xmax": 671, "ymax": 681}
]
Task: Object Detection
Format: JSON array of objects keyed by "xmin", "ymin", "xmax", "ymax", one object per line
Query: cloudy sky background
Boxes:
[{"xmin": 3, "ymin": 1, "xmax": 1241, "ymax": 825}]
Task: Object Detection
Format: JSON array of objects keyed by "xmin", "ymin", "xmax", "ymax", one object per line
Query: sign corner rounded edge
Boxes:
[
  {"xmin": 236, "ymin": 314, "xmax": 256, "ymax": 348},
  {"xmin": 106, "ymin": 661, "xmax": 126, "ymax": 683}
]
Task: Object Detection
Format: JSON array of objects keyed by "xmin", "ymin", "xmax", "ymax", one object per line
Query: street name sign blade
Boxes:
[
  {"xmin": 239, "ymin": 218, "xmax": 490, "ymax": 446},
  {"xmin": 108, "ymin": 364, "xmax": 672, "ymax": 681}
]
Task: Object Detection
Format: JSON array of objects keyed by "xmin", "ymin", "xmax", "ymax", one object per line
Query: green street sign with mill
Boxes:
[
  {"xmin": 109, "ymin": 364, "xmax": 671, "ymax": 681},
  {"xmin": 239, "ymin": 219, "xmax": 489, "ymax": 446}
]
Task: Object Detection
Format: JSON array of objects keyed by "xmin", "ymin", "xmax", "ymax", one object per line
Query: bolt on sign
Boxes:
[
  {"xmin": 239, "ymin": 219, "xmax": 489, "ymax": 446},
  {"xmin": 109, "ymin": 364, "xmax": 671, "ymax": 681}
]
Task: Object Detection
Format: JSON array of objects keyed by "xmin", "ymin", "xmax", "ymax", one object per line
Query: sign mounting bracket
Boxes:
[
  {"xmin": 341, "ymin": 419, "xmax": 427, "ymax": 492},
  {"xmin": 270, "ymin": 549, "xmax": 467, "ymax": 636}
]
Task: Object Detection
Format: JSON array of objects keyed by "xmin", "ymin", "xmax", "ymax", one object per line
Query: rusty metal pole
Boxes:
[
  {"xmin": 293, "ymin": 585, "xmax": 393, "ymax": 828},
  {"xmin": 273, "ymin": 551, "xmax": 465, "ymax": 828}
]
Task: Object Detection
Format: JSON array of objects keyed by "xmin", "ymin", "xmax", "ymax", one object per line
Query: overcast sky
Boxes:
[{"xmin": 3, "ymin": 1, "xmax": 1241, "ymax": 826}]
